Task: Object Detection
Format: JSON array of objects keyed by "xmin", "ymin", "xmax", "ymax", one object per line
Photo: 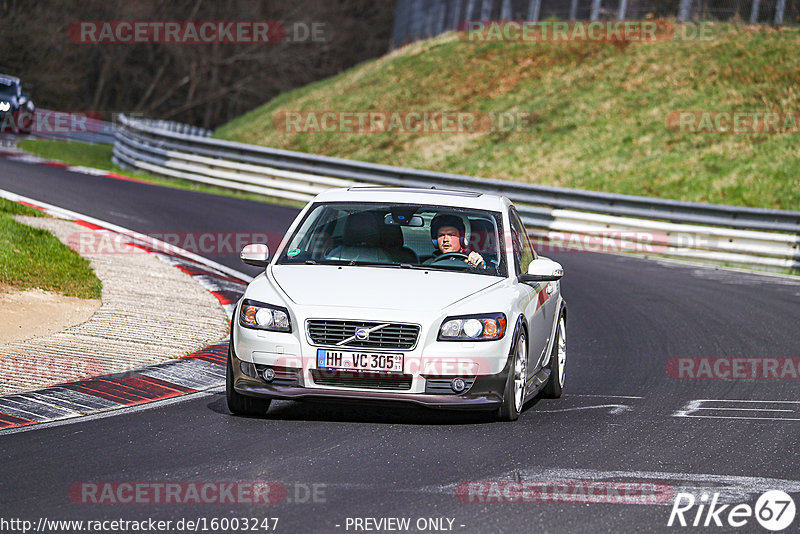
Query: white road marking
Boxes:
[
  {"xmin": 674, "ymin": 399, "xmax": 800, "ymax": 421},
  {"xmin": 567, "ymin": 394, "xmax": 643, "ymax": 399},
  {"xmin": 695, "ymin": 407, "xmax": 793, "ymax": 412},
  {"xmin": 535, "ymin": 404, "xmax": 632, "ymax": 415}
]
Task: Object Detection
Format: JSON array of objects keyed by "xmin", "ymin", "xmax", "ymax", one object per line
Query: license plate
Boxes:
[{"xmin": 316, "ymin": 349, "xmax": 403, "ymax": 372}]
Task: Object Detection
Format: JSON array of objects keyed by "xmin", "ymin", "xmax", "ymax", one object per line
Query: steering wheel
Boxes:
[{"xmin": 430, "ymin": 252, "xmax": 470, "ymax": 264}]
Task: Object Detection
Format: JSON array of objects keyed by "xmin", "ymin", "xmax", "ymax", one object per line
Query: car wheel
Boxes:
[
  {"xmin": 542, "ymin": 313, "xmax": 566, "ymax": 399},
  {"xmin": 226, "ymin": 344, "xmax": 271, "ymax": 416},
  {"xmin": 497, "ymin": 329, "xmax": 527, "ymax": 422}
]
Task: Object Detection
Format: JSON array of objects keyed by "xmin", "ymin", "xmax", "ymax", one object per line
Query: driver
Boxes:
[{"xmin": 425, "ymin": 214, "xmax": 485, "ymax": 268}]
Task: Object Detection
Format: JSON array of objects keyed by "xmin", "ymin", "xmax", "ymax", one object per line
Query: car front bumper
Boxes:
[{"xmin": 230, "ymin": 346, "xmax": 507, "ymax": 410}]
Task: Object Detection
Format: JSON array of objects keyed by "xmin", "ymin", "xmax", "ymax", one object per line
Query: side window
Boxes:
[{"xmin": 509, "ymin": 209, "xmax": 535, "ymax": 275}]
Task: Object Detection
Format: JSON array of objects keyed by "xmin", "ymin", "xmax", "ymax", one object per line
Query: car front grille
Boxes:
[
  {"xmin": 310, "ymin": 370, "xmax": 413, "ymax": 390},
  {"xmin": 307, "ymin": 320, "xmax": 419, "ymax": 350}
]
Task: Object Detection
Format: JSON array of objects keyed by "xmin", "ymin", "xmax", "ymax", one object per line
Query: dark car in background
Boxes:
[{"xmin": 0, "ymin": 74, "xmax": 35, "ymax": 134}]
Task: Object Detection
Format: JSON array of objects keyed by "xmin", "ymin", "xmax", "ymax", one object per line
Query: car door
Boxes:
[
  {"xmin": 527, "ymin": 227, "xmax": 560, "ymax": 365},
  {"xmin": 509, "ymin": 208, "xmax": 550, "ymax": 374}
]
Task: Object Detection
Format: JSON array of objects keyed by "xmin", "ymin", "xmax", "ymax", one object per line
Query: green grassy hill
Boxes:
[{"xmin": 215, "ymin": 23, "xmax": 800, "ymax": 210}]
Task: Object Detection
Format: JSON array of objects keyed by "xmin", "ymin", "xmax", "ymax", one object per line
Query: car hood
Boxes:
[{"xmin": 271, "ymin": 265, "xmax": 502, "ymax": 312}]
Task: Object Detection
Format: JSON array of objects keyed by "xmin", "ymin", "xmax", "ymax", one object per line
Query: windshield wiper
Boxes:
[{"xmin": 345, "ymin": 261, "xmax": 405, "ymax": 268}]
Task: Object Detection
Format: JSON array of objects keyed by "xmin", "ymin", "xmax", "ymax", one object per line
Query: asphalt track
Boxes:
[{"xmin": 1, "ymin": 156, "xmax": 799, "ymax": 533}]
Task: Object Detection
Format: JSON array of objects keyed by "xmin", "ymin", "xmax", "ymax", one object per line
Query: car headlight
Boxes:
[
  {"xmin": 438, "ymin": 313, "xmax": 506, "ymax": 341},
  {"xmin": 239, "ymin": 299, "xmax": 291, "ymax": 332}
]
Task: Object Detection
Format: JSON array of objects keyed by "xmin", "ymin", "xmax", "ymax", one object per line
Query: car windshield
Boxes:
[
  {"xmin": 0, "ymin": 81, "xmax": 18, "ymax": 98},
  {"xmin": 277, "ymin": 202, "xmax": 507, "ymax": 277}
]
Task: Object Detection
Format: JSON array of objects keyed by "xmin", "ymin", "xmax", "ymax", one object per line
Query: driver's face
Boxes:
[{"xmin": 437, "ymin": 226, "xmax": 461, "ymax": 253}]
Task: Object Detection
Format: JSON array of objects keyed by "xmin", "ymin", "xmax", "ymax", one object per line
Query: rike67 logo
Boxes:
[{"xmin": 668, "ymin": 490, "xmax": 796, "ymax": 531}]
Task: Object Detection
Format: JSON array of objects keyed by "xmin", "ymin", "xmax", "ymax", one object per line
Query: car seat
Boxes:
[
  {"xmin": 324, "ymin": 212, "xmax": 395, "ymax": 263},
  {"xmin": 381, "ymin": 224, "xmax": 419, "ymax": 264}
]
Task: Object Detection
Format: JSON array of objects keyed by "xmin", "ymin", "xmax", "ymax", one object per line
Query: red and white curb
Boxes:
[
  {"xmin": 0, "ymin": 189, "xmax": 254, "ymax": 431},
  {"xmin": 0, "ymin": 343, "xmax": 229, "ymax": 430}
]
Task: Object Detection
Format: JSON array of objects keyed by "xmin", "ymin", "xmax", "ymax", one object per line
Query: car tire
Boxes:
[
  {"xmin": 226, "ymin": 344, "xmax": 271, "ymax": 416},
  {"xmin": 542, "ymin": 313, "xmax": 566, "ymax": 399},
  {"xmin": 497, "ymin": 329, "xmax": 527, "ymax": 422}
]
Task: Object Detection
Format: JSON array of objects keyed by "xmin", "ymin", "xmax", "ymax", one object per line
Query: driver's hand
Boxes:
[{"xmin": 465, "ymin": 251, "xmax": 485, "ymax": 268}]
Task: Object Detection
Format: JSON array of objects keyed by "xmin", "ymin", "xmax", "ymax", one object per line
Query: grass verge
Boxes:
[
  {"xmin": 216, "ymin": 23, "xmax": 800, "ymax": 211},
  {"xmin": 0, "ymin": 197, "xmax": 102, "ymax": 298}
]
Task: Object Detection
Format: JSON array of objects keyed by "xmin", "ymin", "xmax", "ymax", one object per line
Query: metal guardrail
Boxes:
[
  {"xmin": 31, "ymin": 109, "xmax": 116, "ymax": 145},
  {"xmin": 113, "ymin": 114, "xmax": 799, "ymax": 273},
  {"xmin": 125, "ymin": 117, "xmax": 212, "ymax": 138},
  {"xmin": 25, "ymin": 112, "xmax": 210, "ymax": 145}
]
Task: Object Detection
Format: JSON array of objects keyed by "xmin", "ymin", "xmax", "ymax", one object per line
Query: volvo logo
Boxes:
[
  {"xmin": 335, "ymin": 323, "xmax": 390, "ymax": 346},
  {"xmin": 355, "ymin": 328, "xmax": 370, "ymax": 341}
]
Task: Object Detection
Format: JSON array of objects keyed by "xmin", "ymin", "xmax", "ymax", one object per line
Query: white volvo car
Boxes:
[{"xmin": 228, "ymin": 187, "xmax": 566, "ymax": 421}]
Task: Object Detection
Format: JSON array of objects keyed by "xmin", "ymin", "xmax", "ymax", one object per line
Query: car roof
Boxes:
[
  {"xmin": 313, "ymin": 187, "xmax": 510, "ymax": 211},
  {"xmin": 0, "ymin": 75, "xmax": 21, "ymax": 85}
]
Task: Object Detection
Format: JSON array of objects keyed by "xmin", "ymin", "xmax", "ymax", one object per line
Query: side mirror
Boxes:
[
  {"xmin": 519, "ymin": 257, "xmax": 563, "ymax": 283},
  {"xmin": 240, "ymin": 243, "xmax": 270, "ymax": 267}
]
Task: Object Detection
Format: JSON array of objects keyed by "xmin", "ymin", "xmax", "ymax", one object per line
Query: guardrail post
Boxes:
[
  {"xmin": 480, "ymin": 0, "xmax": 493, "ymax": 20},
  {"xmin": 774, "ymin": 0, "xmax": 786, "ymax": 26},
  {"xmin": 450, "ymin": 0, "xmax": 463, "ymax": 30},
  {"xmin": 501, "ymin": 0, "xmax": 511, "ymax": 19},
  {"xmin": 617, "ymin": 0, "xmax": 628, "ymax": 20},
  {"xmin": 465, "ymin": 0, "xmax": 478, "ymax": 20},
  {"xmin": 392, "ymin": 0, "xmax": 413, "ymax": 46},
  {"xmin": 569, "ymin": 0, "xmax": 579, "ymax": 21},
  {"xmin": 590, "ymin": 0, "xmax": 602, "ymax": 21},
  {"xmin": 410, "ymin": 0, "xmax": 426, "ymax": 40},
  {"xmin": 423, "ymin": 1, "xmax": 434, "ymax": 36},
  {"xmin": 749, "ymin": 0, "xmax": 761, "ymax": 23},
  {"xmin": 527, "ymin": 0, "xmax": 541, "ymax": 21},
  {"xmin": 434, "ymin": 0, "xmax": 447, "ymax": 35},
  {"xmin": 678, "ymin": 0, "xmax": 692, "ymax": 22}
]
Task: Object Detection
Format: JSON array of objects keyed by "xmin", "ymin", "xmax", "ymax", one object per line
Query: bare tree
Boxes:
[{"xmin": 0, "ymin": 0, "xmax": 397, "ymax": 128}]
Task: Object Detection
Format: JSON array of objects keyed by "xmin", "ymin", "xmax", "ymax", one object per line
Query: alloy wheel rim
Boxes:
[
  {"xmin": 514, "ymin": 336, "xmax": 526, "ymax": 413},
  {"xmin": 557, "ymin": 318, "xmax": 566, "ymax": 387}
]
